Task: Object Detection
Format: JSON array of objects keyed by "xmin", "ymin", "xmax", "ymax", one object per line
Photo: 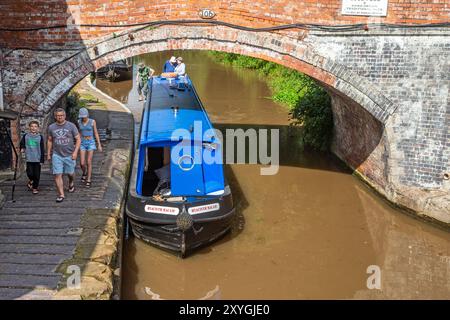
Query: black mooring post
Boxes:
[
  {"xmin": 6, "ymin": 127, "xmax": 18, "ymax": 202},
  {"xmin": 0, "ymin": 111, "xmax": 19, "ymax": 203}
]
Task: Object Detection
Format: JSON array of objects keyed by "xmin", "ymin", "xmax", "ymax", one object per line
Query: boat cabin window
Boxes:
[
  {"xmin": 141, "ymin": 147, "xmax": 170, "ymax": 196},
  {"xmin": 138, "ymin": 143, "xmax": 225, "ymax": 197}
]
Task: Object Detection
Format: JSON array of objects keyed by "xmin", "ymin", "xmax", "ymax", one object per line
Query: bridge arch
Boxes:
[
  {"xmin": 18, "ymin": 24, "xmax": 396, "ymax": 221},
  {"xmin": 25, "ymin": 24, "xmax": 396, "ymax": 125},
  {"xmin": 2, "ymin": 16, "xmax": 448, "ymax": 224}
]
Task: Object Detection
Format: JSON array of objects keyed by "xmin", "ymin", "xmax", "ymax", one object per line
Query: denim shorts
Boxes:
[
  {"xmin": 80, "ymin": 138, "xmax": 97, "ymax": 151},
  {"xmin": 52, "ymin": 154, "xmax": 76, "ymax": 175}
]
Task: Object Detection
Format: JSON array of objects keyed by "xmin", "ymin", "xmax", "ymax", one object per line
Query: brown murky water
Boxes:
[{"xmin": 96, "ymin": 51, "xmax": 450, "ymax": 300}]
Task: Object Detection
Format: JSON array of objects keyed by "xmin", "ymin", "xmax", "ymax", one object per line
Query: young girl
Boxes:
[
  {"xmin": 20, "ymin": 120, "xmax": 45, "ymax": 194},
  {"xmin": 78, "ymin": 107, "xmax": 102, "ymax": 187}
]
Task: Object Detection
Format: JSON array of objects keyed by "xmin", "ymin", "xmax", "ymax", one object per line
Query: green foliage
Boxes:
[
  {"xmin": 270, "ymin": 68, "xmax": 310, "ymax": 109},
  {"xmin": 289, "ymin": 85, "xmax": 333, "ymax": 151},
  {"xmin": 66, "ymin": 91, "xmax": 85, "ymax": 123},
  {"xmin": 89, "ymin": 72, "xmax": 96, "ymax": 83},
  {"xmin": 208, "ymin": 51, "xmax": 333, "ymax": 151}
]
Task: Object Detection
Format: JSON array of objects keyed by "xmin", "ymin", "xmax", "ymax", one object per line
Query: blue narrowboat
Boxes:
[{"xmin": 125, "ymin": 75, "xmax": 235, "ymax": 257}]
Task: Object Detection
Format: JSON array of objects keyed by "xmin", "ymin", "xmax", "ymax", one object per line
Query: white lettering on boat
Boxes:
[
  {"xmin": 145, "ymin": 205, "xmax": 179, "ymax": 215},
  {"xmin": 188, "ymin": 203, "xmax": 220, "ymax": 215}
]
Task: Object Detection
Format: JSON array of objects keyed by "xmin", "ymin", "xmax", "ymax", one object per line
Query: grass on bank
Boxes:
[
  {"xmin": 208, "ymin": 51, "xmax": 333, "ymax": 151},
  {"xmin": 66, "ymin": 90, "xmax": 106, "ymax": 122}
]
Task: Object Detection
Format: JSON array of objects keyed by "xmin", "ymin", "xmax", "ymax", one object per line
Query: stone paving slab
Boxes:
[
  {"xmin": 0, "ymin": 214, "xmax": 82, "ymax": 222},
  {"xmin": 0, "ymin": 228, "xmax": 81, "ymax": 236},
  {"xmin": 0, "ymin": 235, "xmax": 79, "ymax": 245},
  {"xmin": 0, "ymin": 77, "xmax": 133, "ymax": 300},
  {"xmin": 0, "ymin": 207, "xmax": 84, "ymax": 214},
  {"xmin": 0, "ymin": 263, "xmax": 57, "ymax": 275},
  {"xmin": 0, "ymin": 288, "xmax": 56, "ymax": 300},
  {"xmin": 0, "ymin": 274, "xmax": 60, "ymax": 288},
  {"xmin": 0, "ymin": 244, "xmax": 76, "ymax": 255},
  {"xmin": 0, "ymin": 221, "xmax": 81, "ymax": 229},
  {"xmin": 0, "ymin": 253, "xmax": 71, "ymax": 265}
]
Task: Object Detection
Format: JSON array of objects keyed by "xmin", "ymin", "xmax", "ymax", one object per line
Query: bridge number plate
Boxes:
[
  {"xmin": 199, "ymin": 9, "xmax": 216, "ymax": 19},
  {"xmin": 341, "ymin": 0, "xmax": 388, "ymax": 17}
]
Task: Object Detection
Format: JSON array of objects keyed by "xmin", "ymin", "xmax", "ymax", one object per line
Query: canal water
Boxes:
[{"xmin": 95, "ymin": 51, "xmax": 450, "ymax": 300}]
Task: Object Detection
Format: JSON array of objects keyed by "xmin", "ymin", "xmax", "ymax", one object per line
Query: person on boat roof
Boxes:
[
  {"xmin": 136, "ymin": 62, "xmax": 155, "ymax": 101},
  {"xmin": 163, "ymin": 56, "xmax": 178, "ymax": 73},
  {"xmin": 174, "ymin": 57, "xmax": 186, "ymax": 76}
]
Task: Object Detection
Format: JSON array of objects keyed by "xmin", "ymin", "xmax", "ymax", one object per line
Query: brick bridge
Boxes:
[{"xmin": 0, "ymin": 1, "xmax": 449, "ymax": 224}]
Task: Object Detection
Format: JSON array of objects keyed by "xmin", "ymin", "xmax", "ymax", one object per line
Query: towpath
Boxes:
[{"xmin": 0, "ymin": 77, "xmax": 133, "ymax": 299}]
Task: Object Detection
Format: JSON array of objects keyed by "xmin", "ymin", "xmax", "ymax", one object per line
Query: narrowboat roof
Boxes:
[{"xmin": 140, "ymin": 76, "xmax": 216, "ymax": 146}]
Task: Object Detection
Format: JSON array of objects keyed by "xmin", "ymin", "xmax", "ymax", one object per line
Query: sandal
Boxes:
[
  {"xmin": 27, "ymin": 181, "xmax": 33, "ymax": 190},
  {"xmin": 68, "ymin": 183, "xmax": 75, "ymax": 193},
  {"xmin": 56, "ymin": 196, "xmax": 65, "ymax": 203},
  {"xmin": 32, "ymin": 189, "xmax": 39, "ymax": 194},
  {"xmin": 85, "ymin": 181, "xmax": 91, "ymax": 188},
  {"xmin": 81, "ymin": 175, "xmax": 87, "ymax": 183}
]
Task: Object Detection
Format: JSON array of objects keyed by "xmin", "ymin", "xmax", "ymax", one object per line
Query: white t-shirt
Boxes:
[{"xmin": 175, "ymin": 63, "xmax": 186, "ymax": 76}]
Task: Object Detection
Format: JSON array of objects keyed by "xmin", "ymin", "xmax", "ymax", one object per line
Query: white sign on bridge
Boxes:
[{"xmin": 341, "ymin": 0, "xmax": 388, "ymax": 17}]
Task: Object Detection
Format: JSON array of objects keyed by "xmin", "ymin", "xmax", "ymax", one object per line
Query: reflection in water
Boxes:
[
  {"xmin": 96, "ymin": 50, "xmax": 450, "ymax": 299},
  {"xmin": 145, "ymin": 285, "xmax": 221, "ymax": 300}
]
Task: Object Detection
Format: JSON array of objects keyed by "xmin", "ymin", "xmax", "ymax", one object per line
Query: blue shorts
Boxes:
[
  {"xmin": 80, "ymin": 139, "xmax": 97, "ymax": 151},
  {"xmin": 52, "ymin": 154, "xmax": 76, "ymax": 175}
]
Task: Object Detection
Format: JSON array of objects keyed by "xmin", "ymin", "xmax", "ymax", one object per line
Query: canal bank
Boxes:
[
  {"xmin": 55, "ymin": 78, "xmax": 133, "ymax": 299},
  {"xmin": 0, "ymin": 77, "xmax": 133, "ymax": 299}
]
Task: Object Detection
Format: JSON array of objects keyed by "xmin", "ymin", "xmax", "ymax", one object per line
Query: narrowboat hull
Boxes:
[
  {"xmin": 126, "ymin": 189, "xmax": 235, "ymax": 257},
  {"xmin": 96, "ymin": 68, "xmax": 131, "ymax": 81},
  {"xmin": 125, "ymin": 75, "xmax": 235, "ymax": 257},
  {"xmin": 128, "ymin": 216, "xmax": 234, "ymax": 256},
  {"xmin": 96, "ymin": 60, "xmax": 132, "ymax": 82},
  {"xmin": 127, "ymin": 208, "xmax": 234, "ymax": 257}
]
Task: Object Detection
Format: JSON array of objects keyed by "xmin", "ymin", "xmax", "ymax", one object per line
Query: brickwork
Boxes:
[
  {"xmin": 0, "ymin": 1, "xmax": 449, "ymax": 223},
  {"xmin": 329, "ymin": 89, "xmax": 388, "ymax": 191},
  {"xmin": 312, "ymin": 34, "xmax": 449, "ymax": 223},
  {"xmin": 1, "ymin": 0, "xmax": 449, "ymax": 47}
]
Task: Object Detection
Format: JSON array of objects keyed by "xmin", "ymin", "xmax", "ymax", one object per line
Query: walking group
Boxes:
[
  {"xmin": 21, "ymin": 54, "xmax": 185, "ymax": 202},
  {"xmin": 136, "ymin": 55, "xmax": 186, "ymax": 101},
  {"xmin": 20, "ymin": 107, "xmax": 102, "ymax": 202}
]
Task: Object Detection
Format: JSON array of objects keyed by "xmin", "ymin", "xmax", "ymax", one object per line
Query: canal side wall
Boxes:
[{"xmin": 312, "ymin": 32, "xmax": 450, "ymax": 226}]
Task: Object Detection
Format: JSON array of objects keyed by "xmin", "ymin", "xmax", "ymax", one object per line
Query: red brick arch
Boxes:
[
  {"xmin": 25, "ymin": 24, "xmax": 395, "ymax": 124},
  {"xmin": 1, "ymin": 0, "xmax": 447, "ymax": 46},
  {"xmin": 2, "ymin": 1, "xmax": 449, "ymax": 223}
]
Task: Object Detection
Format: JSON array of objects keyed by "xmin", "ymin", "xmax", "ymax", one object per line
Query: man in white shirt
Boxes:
[{"xmin": 174, "ymin": 57, "xmax": 186, "ymax": 76}]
